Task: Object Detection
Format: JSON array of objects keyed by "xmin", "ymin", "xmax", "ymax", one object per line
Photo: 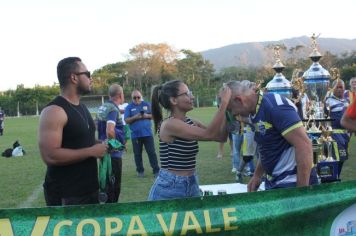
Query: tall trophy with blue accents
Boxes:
[
  {"xmin": 303, "ymin": 34, "xmax": 331, "ymax": 141},
  {"xmin": 303, "ymin": 33, "xmax": 331, "ymax": 120},
  {"xmin": 266, "ymin": 45, "xmax": 292, "ymax": 98},
  {"xmin": 302, "ymin": 34, "xmax": 339, "ymax": 182}
]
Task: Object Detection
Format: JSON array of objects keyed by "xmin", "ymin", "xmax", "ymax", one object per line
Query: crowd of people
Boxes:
[{"xmin": 37, "ymin": 56, "xmax": 356, "ymax": 206}]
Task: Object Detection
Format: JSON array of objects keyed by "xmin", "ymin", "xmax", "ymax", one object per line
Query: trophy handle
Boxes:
[{"xmin": 291, "ymin": 69, "xmax": 305, "ymax": 103}]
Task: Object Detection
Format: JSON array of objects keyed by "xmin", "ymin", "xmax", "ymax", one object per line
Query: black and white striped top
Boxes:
[{"xmin": 159, "ymin": 117, "xmax": 199, "ymax": 170}]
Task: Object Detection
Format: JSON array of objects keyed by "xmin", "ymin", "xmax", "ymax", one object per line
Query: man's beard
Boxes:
[{"xmin": 76, "ymin": 82, "xmax": 91, "ymax": 95}]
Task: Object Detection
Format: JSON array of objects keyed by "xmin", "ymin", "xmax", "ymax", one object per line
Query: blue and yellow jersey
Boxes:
[
  {"xmin": 325, "ymin": 95, "xmax": 350, "ymax": 161},
  {"xmin": 251, "ymin": 93, "xmax": 305, "ymax": 188},
  {"xmin": 325, "ymin": 95, "xmax": 349, "ymax": 129}
]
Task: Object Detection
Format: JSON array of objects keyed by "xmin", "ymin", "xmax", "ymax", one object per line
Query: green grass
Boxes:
[{"xmin": 0, "ymin": 107, "xmax": 355, "ymax": 209}]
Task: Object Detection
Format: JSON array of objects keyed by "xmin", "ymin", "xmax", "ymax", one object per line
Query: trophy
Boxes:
[
  {"xmin": 303, "ymin": 34, "xmax": 331, "ymax": 152},
  {"xmin": 266, "ymin": 45, "xmax": 292, "ymax": 98},
  {"xmin": 302, "ymin": 34, "xmax": 340, "ymax": 182},
  {"xmin": 303, "ymin": 33, "xmax": 331, "ymax": 120}
]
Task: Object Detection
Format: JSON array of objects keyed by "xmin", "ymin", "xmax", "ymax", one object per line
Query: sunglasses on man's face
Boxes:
[
  {"xmin": 133, "ymin": 96, "xmax": 141, "ymax": 100},
  {"xmin": 75, "ymin": 71, "xmax": 91, "ymax": 78}
]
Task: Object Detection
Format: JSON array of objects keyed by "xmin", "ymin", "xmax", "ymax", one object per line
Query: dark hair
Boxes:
[
  {"xmin": 151, "ymin": 80, "xmax": 183, "ymax": 133},
  {"xmin": 57, "ymin": 57, "xmax": 82, "ymax": 88}
]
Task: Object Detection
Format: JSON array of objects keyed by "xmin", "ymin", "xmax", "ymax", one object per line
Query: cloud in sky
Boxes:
[{"xmin": 0, "ymin": 0, "xmax": 355, "ymax": 91}]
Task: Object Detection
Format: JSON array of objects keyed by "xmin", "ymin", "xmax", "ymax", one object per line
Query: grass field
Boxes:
[{"xmin": 0, "ymin": 107, "xmax": 355, "ymax": 209}]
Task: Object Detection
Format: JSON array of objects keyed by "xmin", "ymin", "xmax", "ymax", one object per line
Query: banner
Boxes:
[{"xmin": 1, "ymin": 180, "xmax": 356, "ymax": 236}]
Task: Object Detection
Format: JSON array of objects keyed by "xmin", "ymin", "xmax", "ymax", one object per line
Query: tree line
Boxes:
[{"xmin": 1, "ymin": 43, "xmax": 356, "ymax": 116}]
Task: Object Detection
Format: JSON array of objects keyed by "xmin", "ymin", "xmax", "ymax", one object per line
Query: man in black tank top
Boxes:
[{"xmin": 38, "ymin": 57, "xmax": 107, "ymax": 206}]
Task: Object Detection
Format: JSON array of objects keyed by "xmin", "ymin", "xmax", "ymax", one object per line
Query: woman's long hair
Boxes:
[{"xmin": 151, "ymin": 80, "xmax": 183, "ymax": 133}]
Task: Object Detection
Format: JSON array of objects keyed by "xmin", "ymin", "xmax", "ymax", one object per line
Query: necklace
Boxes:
[{"xmin": 69, "ymin": 103, "xmax": 89, "ymax": 129}]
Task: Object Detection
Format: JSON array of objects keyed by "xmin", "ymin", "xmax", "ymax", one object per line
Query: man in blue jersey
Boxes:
[
  {"xmin": 225, "ymin": 80, "xmax": 318, "ymax": 191},
  {"xmin": 125, "ymin": 90, "xmax": 159, "ymax": 177},
  {"xmin": 324, "ymin": 79, "xmax": 350, "ymax": 179},
  {"xmin": 96, "ymin": 84, "xmax": 126, "ymax": 202}
]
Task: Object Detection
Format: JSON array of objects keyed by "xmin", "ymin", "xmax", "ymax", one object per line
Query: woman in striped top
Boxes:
[{"xmin": 148, "ymin": 80, "xmax": 231, "ymax": 200}]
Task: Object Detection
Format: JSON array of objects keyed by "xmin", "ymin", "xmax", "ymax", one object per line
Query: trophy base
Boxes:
[{"xmin": 316, "ymin": 161, "xmax": 340, "ymax": 183}]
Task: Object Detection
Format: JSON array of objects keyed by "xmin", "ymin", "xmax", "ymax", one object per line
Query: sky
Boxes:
[{"xmin": 0, "ymin": 0, "xmax": 355, "ymax": 91}]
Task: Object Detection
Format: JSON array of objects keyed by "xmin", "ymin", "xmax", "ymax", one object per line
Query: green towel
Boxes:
[{"xmin": 98, "ymin": 139, "xmax": 124, "ymax": 191}]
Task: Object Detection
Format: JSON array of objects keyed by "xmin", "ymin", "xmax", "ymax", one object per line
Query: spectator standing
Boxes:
[
  {"xmin": 344, "ymin": 77, "xmax": 356, "ymax": 104},
  {"xmin": 230, "ymin": 121, "xmax": 243, "ymax": 173},
  {"xmin": 38, "ymin": 57, "xmax": 107, "ymax": 206},
  {"xmin": 236, "ymin": 123, "xmax": 257, "ymax": 183},
  {"xmin": 96, "ymin": 84, "xmax": 126, "ymax": 202},
  {"xmin": 124, "ymin": 90, "xmax": 160, "ymax": 177},
  {"xmin": 119, "ymin": 102, "xmax": 130, "ymax": 144},
  {"xmin": 324, "ymin": 80, "xmax": 350, "ymax": 178},
  {"xmin": 0, "ymin": 108, "xmax": 4, "ymax": 136}
]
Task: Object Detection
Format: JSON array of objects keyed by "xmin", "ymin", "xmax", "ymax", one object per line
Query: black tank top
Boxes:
[{"xmin": 44, "ymin": 96, "xmax": 98, "ymax": 197}]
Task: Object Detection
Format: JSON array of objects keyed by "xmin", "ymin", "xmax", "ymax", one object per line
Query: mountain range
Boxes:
[{"xmin": 200, "ymin": 36, "xmax": 356, "ymax": 71}]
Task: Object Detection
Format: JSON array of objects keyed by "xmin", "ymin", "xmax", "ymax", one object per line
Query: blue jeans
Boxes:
[
  {"xmin": 131, "ymin": 136, "xmax": 160, "ymax": 174},
  {"xmin": 232, "ymin": 133, "xmax": 243, "ymax": 169},
  {"xmin": 148, "ymin": 169, "xmax": 200, "ymax": 201},
  {"xmin": 248, "ymin": 158, "xmax": 256, "ymax": 172}
]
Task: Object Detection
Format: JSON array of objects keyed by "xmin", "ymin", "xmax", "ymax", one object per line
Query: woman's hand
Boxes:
[{"xmin": 219, "ymin": 86, "xmax": 232, "ymax": 106}]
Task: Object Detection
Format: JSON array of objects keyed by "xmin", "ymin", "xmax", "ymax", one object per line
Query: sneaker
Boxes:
[
  {"xmin": 244, "ymin": 170, "xmax": 253, "ymax": 177},
  {"xmin": 231, "ymin": 168, "xmax": 237, "ymax": 173},
  {"xmin": 236, "ymin": 172, "xmax": 243, "ymax": 183},
  {"xmin": 137, "ymin": 172, "xmax": 145, "ymax": 178},
  {"xmin": 216, "ymin": 154, "xmax": 222, "ymax": 159}
]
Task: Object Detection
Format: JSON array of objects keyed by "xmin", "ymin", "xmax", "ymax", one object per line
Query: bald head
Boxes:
[{"xmin": 109, "ymin": 84, "xmax": 123, "ymax": 98}]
